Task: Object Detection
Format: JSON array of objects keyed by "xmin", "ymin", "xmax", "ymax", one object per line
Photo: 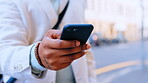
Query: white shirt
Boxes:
[{"xmin": 51, "ymin": 0, "xmax": 60, "ymax": 13}]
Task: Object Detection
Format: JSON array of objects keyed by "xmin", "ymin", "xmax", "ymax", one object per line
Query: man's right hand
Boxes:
[{"xmin": 37, "ymin": 30, "xmax": 91, "ymax": 71}]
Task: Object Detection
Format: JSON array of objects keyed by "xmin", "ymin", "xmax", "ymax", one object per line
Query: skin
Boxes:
[{"xmin": 38, "ymin": 30, "xmax": 91, "ymax": 71}]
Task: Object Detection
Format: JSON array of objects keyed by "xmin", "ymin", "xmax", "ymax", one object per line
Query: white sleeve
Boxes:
[
  {"xmin": 30, "ymin": 42, "xmax": 46, "ymax": 71},
  {"xmin": 30, "ymin": 42, "xmax": 47, "ymax": 78},
  {"xmin": 0, "ymin": 0, "xmax": 36, "ymax": 80}
]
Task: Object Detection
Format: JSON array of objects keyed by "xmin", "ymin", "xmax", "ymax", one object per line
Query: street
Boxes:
[{"xmin": 93, "ymin": 40, "xmax": 148, "ymax": 83}]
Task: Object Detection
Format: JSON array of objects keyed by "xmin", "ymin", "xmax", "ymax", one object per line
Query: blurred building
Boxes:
[
  {"xmin": 143, "ymin": 0, "xmax": 148, "ymax": 38},
  {"xmin": 85, "ymin": 0, "xmax": 143, "ymax": 41}
]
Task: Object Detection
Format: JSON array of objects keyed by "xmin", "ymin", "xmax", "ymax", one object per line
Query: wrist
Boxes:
[{"xmin": 34, "ymin": 42, "xmax": 44, "ymax": 67}]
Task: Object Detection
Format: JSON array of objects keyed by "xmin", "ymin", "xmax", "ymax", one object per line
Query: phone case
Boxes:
[{"xmin": 60, "ymin": 24, "xmax": 94, "ymax": 44}]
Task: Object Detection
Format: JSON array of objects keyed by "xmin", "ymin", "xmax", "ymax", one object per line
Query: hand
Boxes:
[{"xmin": 38, "ymin": 30, "xmax": 91, "ymax": 71}]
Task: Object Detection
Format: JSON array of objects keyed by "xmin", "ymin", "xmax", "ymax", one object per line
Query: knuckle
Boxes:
[
  {"xmin": 41, "ymin": 39, "xmax": 48, "ymax": 47},
  {"xmin": 48, "ymin": 60, "xmax": 55, "ymax": 66},
  {"xmin": 70, "ymin": 55, "xmax": 75, "ymax": 60},
  {"xmin": 46, "ymin": 51, "xmax": 55, "ymax": 58},
  {"xmin": 57, "ymin": 40, "xmax": 63, "ymax": 47},
  {"xmin": 48, "ymin": 51, "xmax": 54, "ymax": 56},
  {"xmin": 41, "ymin": 49, "xmax": 54, "ymax": 57},
  {"xmin": 43, "ymin": 51, "xmax": 49, "ymax": 56},
  {"xmin": 66, "ymin": 56, "xmax": 73, "ymax": 62}
]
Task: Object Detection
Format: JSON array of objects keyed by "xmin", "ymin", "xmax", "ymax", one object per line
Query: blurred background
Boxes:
[{"xmin": 84, "ymin": 0, "xmax": 148, "ymax": 83}]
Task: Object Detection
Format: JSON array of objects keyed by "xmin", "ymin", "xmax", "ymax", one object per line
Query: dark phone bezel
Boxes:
[{"xmin": 60, "ymin": 24, "xmax": 94, "ymax": 44}]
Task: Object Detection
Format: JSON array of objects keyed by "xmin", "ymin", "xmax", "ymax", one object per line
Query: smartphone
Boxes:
[{"xmin": 60, "ymin": 24, "xmax": 94, "ymax": 44}]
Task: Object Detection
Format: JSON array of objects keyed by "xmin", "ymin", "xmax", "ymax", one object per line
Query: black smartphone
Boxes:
[{"xmin": 60, "ymin": 24, "xmax": 94, "ymax": 44}]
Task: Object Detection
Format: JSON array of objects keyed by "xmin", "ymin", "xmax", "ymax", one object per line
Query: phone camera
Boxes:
[
  {"xmin": 67, "ymin": 28, "xmax": 77, "ymax": 32},
  {"xmin": 72, "ymin": 28, "xmax": 77, "ymax": 32}
]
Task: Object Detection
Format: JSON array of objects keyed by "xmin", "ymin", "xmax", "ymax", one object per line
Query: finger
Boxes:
[
  {"xmin": 71, "ymin": 51, "xmax": 86, "ymax": 60},
  {"xmin": 55, "ymin": 44, "xmax": 91, "ymax": 56},
  {"xmin": 45, "ymin": 30, "xmax": 61, "ymax": 39},
  {"xmin": 61, "ymin": 51, "xmax": 86, "ymax": 62},
  {"xmin": 45, "ymin": 37, "xmax": 80, "ymax": 49}
]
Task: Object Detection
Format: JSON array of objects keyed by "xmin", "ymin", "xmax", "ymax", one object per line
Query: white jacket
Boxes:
[{"xmin": 0, "ymin": 0, "xmax": 97, "ymax": 83}]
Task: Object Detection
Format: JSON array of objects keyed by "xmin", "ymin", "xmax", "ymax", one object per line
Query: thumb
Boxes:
[{"xmin": 45, "ymin": 30, "xmax": 61, "ymax": 39}]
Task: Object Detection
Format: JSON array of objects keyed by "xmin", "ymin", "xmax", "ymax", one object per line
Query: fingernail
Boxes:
[
  {"xmin": 75, "ymin": 41, "xmax": 80, "ymax": 46},
  {"xmin": 86, "ymin": 44, "xmax": 91, "ymax": 49},
  {"xmin": 83, "ymin": 50, "xmax": 88, "ymax": 55}
]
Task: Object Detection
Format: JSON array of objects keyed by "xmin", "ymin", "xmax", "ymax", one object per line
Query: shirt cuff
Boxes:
[{"xmin": 30, "ymin": 42, "xmax": 47, "ymax": 71}]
